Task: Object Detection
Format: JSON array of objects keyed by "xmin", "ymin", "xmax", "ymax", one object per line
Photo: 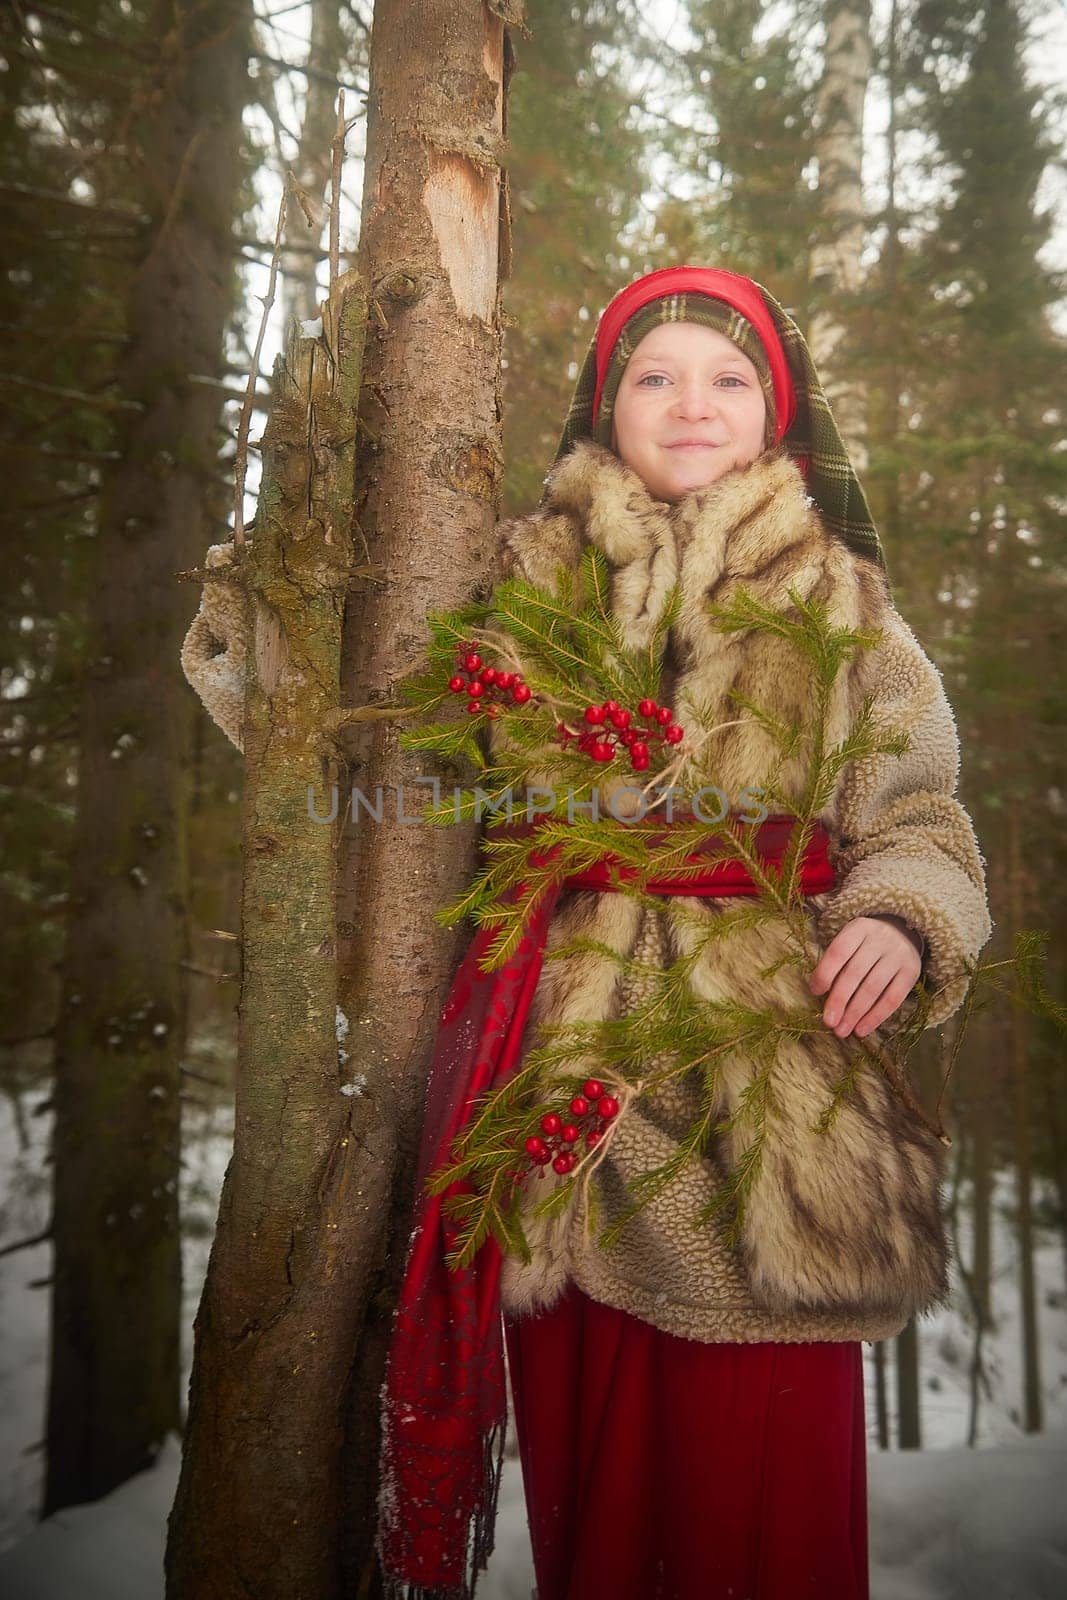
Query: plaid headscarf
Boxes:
[{"xmin": 544, "ymin": 265, "xmax": 888, "ymax": 576}]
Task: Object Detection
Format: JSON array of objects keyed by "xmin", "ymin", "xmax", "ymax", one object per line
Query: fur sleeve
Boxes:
[
  {"xmin": 812, "ymin": 606, "xmax": 993, "ymax": 1028},
  {"xmin": 179, "ymin": 541, "xmax": 247, "ymax": 752}
]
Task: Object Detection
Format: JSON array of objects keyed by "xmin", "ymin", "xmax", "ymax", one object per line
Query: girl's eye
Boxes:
[{"xmin": 635, "ymin": 373, "xmax": 747, "ymax": 389}]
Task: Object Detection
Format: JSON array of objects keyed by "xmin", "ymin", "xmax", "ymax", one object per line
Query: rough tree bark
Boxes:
[
  {"xmin": 809, "ymin": 0, "xmax": 872, "ymax": 471},
  {"xmin": 165, "ymin": 266, "xmax": 370, "ymax": 1597},
  {"xmin": 335, "ymin": 1, "xmax": 520, "ymax": 1591},
  {"xmin": 44, "ymin": 0, "xmax": 253, "ymax": 1515}
]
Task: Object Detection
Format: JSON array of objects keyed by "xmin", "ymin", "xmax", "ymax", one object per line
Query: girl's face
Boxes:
[{"xmin": 609, "ymin": 322, "xmax": 768, "ymax": 503}]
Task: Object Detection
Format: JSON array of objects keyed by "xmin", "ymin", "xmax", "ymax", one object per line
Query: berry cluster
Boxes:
[
  {"xmin": 447, "ymin": 639, "xmax": 532, "ymax": 718},
  {"xmin": 556, "ymin": 698, "xmax": 684, "ymax": 773},
  {"xmin": 523, "ymin": 1080, "xmax": 620, "ymax": 1176}
]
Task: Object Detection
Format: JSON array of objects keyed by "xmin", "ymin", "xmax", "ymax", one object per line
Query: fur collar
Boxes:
[
  {"xmin": 497, "ymin": 439, "xmax": 890, "ymax": 647},
  {"xmin": 540, "ymin": 437, "xmax": 823, "ymax": 573}
]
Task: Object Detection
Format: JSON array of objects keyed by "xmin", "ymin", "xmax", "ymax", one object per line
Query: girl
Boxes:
[{"xmin": 377, "ymin": 264, "xmax": 993, "ymax": 1600}]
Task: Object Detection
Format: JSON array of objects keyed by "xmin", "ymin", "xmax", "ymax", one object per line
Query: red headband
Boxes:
[{"xmin": 592, "ymin": 266, "xmax": 797, "ymax": 447}]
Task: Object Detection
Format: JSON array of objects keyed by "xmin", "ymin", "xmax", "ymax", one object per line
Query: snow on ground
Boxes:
[
  {"xmin": 1, "ymin": 1428, "xmax": 1065, "ymax": 1600},
  {"xmin": 1, "ymin": 1078, "xmax": 1066, "ymax": 1597}
]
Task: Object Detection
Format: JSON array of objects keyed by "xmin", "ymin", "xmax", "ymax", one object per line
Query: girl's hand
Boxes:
[{"xmin": 808, "ymin": 914, "xmax": 924, "ymax": 1040}]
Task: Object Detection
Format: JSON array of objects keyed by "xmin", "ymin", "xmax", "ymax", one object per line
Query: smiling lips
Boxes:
[{"xmin": 666, "ymin": 440, "xmax": 721, "ymax": 449}]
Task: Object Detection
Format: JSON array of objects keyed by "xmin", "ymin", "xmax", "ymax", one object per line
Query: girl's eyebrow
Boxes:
[{"xmin": 629, "ymin": 350, "xmax": 751, "ymax": 370}]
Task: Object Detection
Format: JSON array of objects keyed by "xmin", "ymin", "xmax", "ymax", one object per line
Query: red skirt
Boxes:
[{"xmin": 503, "ymin": 1279, "xmax": 869, "ymax": 1600}]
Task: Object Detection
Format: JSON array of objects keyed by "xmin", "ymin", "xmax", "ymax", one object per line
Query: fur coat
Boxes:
[{"xmin": 488, "ymin": 438, "xmax": 993, "ymax": 1345}]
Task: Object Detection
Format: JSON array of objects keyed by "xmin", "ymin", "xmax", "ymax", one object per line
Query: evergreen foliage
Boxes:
[
  {"xmin": 653, "ymin": 0, "xmax": 819, "ymax": 313},
  {"xmin": 500, "ymin": 0, "xmax": 654, "ymax": 511}
]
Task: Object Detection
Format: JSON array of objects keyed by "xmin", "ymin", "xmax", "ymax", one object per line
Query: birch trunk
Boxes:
[
  {"xmin": 281, "ymin": 0, "xmax": 349, "ymax": 327},
  {"xmin": 809, "ymin": 0, "xmax": 872, "ymax": 471},
  {"xmin": 334, "ymin": 1, "xmax": 518, "ymax": 1589},
  {"xmin": 43, "ymin": 0, "xmax": 253, "ymax": 1515},
  {"xmin": 165, "ymin": 271, "xmax": 370, "ymax": 1599}
]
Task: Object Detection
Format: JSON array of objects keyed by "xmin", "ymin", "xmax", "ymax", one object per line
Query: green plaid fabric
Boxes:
[{"xmin": 543, "ymin": 282, "xmax": 887, "ymax": 575}]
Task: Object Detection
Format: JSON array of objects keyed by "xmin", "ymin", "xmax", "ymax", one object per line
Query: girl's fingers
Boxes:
[
  {"xmin": 811, "ymin": 917, "xmax": 923, "ymax": 1036},
  {"xmin": 820, "ymin": 944, "xmax": 883, "ymax": 1028},
  {"xmin": 824, "ymin": 956, "xmax": 897, "ymax": 1036},
  {"xmin": 808, "ymin": 920, "xmax": 867, "ymax": 994},
  {"xmin": 853, "ymin": 971, "xmax": 918, "ymax": 1038}
]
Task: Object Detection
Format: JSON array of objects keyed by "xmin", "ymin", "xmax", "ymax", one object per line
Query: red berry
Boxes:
[
  {"xmin": 655, "ymin": 706, "xmax": 672, "ymax": 725},
  {"xmin": 552, "ymin": 1152, "xmax": 576, "ymax": 1175},
  {"xmin": 630, "ymin": 741, "xmax": 649, "ymax": 761},
  {"xmin": 525, "ymin": 1136, "xmax": 547, "ymax": 1158},
  {"xmin": 448, "ymin": 675, "xmax": 466, "ymax": 692},
  {"xmin": 584, "ymin": 1079, "xmax": 605, "ymax": 1100},
  {"xmin": 632, "ymin": 754, "xmax": 649, "ymax": 771},
  {"xmin": 540, "ymin": 1112, "xmax": 562, "ymax": 1136},
  {"xmin": 560, "ymin": 1123, "xmax": 580, "ymax": 1144},
  {"xmin": 638, "ymin": 698, "xmax": 657, "ymax": 718},
  {"xmin": 467, "ymin": 680, "xmax": 484, "ymax": 698},
  {"xmin": 481, "ymin": 666, "xmax": 497, "ymax": 684},
  {"xmin": 609, "ymin": 708, "xmax": 631, "ymax": 729},
  {"xmin": 464, "ymin": 653, "xmax": 482, "ymax": 672},
  {"xmin": 602, "ymin": 700, "xmax": 620, "ymax": 713},
  {"xmin": 512, "ymin": 683, "xmax": 532, "ymax": 703},
  {"xmin": 664, "ymin": 725, "xmax": 684, "ymax": 744},
  {"xmin": 598, "ymin": 1096, "xmax": 619, "ymax": 1120},
  {"xmin": 496, "ymin": 671, "xmax": 513, "ymax": 689},
  {"xmin": 583, "ymin": 705, "xmax": 607, "ymax": 725},
  {"xmin": 592, "ymin": 742, "xmax": 614, "ymax": 762},
  {"xmin": 586, "ymin": 1129, "xmax": 603, "ymax": 1148},
  {"xmin": 570, "ymin": 1096, "xmax": 590, "ymax": 1117}
]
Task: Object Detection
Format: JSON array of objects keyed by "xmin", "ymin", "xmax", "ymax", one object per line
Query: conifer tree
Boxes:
[
  {"xmin": 901, "ymin": 0, "xmax": 1067, "ymax": 1434},
  {"xmin": 500, "ymin": 0, "xmax": 652, "ymax": 511},
  {"xmin": 656, "ymin": 0, "xmax": 818, "ymax": 315}
]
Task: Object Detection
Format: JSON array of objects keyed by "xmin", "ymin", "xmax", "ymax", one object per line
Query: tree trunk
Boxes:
[
  {"xmin": 335, "ymin": 2, "xmax": 518, "ymax": 1590},
  {"xmin": 809, "ymin": 0, "xmax": 872, "ymax": 470},
  {"xmin": 895, "ymin": 1022, "xmax": 935, "ymax": 1449},
  {"xmin": 165, "ymin": 268, "xmax": 370, "ymax": 1598},
  {"xmin": 281, "ymin": 0, "xmax": 349, "ymax": 327},
  {"xmin": 895, "ymin": 1315, "xmax": 921, "ymax": 1448},
  {"xmin": 872, "ymin": 1342, "xmax": 890, "ymax": 1449},
  {"xmin": 43, "ymin": 0, "xmax": 253, "ymax": 1515},
  {"xmin": 1008, "ymin": 804, "xmax": 1043, "ymax": 1432},
  {"xmin": 971, "ymin": 1010, "xmax": 994, "ymax": 1332}
]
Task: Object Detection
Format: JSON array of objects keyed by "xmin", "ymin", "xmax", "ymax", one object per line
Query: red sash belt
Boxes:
[
  {"xmin": 486, "ymin": 810, "xmax": 837, "ymax": 897},
  {"xmin": 378, "ymin": 810, "xmax": 837, "ymax": 1598}
]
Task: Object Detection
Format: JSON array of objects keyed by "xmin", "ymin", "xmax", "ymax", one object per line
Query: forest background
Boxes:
[{"xmin": 1, "ymin": 1, "xmax": 1065, "ymax": 1596}]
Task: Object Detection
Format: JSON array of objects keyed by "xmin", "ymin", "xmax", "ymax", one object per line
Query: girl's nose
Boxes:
[{"xmin": 671, "ymin": 381, "xmax": 718, "ymax": 420}]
